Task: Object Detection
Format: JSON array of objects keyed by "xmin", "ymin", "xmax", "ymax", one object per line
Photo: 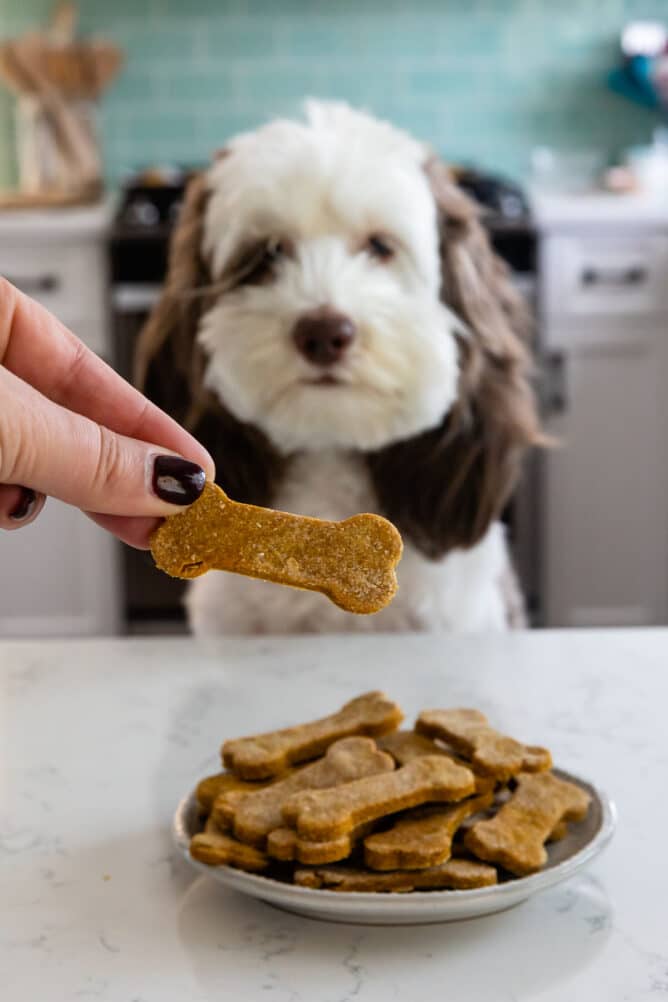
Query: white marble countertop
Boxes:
[{"xmin": 2, "ymin": 630, "xmax": 666, "ymax": 1002}]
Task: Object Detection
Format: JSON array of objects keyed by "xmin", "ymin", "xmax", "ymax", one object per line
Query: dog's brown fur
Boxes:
[{"xmin": 366, "ymin": 158, "xmax": 542, "ymax": 557}]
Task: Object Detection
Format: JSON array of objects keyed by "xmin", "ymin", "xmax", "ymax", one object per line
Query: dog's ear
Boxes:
[
  {"xmin": 366, "ymin": 157, "xmax": 542, "ymax": 559},
  {"xmin": 134, "ymin": 170, "xmax": 283, "ymax": 506},
  {"xmin": 134, "ymin": 171, "xmax": 211, "ymax": 421}
]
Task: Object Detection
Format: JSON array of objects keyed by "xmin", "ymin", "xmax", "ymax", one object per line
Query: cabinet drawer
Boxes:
[
  {"xmin": 542, "ymin": 234, "xmax": 668, "ymax": 317},
  {"xmin": 0, "ymin": 241, "xmax": 109, "ymax": 353}
]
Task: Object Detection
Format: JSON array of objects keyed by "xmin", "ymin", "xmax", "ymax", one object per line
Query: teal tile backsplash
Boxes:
[{"xmin": 1, "ymin": 0, "xmax": 666, "ymax": 189}]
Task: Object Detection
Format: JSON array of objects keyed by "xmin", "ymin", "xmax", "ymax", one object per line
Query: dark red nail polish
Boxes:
[
  {"xmin": 152, "ymin": 456, "xmax": 206, "ymax": 506},
  {"xmin": 9, "ymin": 487, "xmax": 37, "ymax": 521}
]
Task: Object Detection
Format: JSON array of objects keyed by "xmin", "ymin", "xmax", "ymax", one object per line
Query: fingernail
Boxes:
[
  {"xmin": 9, "ymin": 487, "xmax": 37, "ymax": 521},
  {"xmin": 152, "ymin": 455, "xmax": 206, "ymax": 506}
]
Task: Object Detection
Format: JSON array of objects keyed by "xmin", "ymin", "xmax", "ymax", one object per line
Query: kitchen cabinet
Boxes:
[
  {"xmin": 536, "ymin": 198, "xmax": 668, "ymax": 627},
  {"xmin": 0, "ymin": 203, "xmax": 121, "ymax": 636}
]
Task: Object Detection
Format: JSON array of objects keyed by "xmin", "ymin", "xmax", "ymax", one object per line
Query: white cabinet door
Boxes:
[
  {"xmin": 0, "ymin": 499, "xmax": 121, "ymax": 637},
  {"xmin": 542, "ymin": 320, "xmax": 668, "ymax": 626},
  {"xmin": 0, "ymin": 206, "xmax": 120, "ymax": 636}
]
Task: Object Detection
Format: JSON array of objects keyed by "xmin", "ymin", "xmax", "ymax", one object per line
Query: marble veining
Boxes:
[{"xmin": 1, "ymin": 630, "xmax": 667, "ymax": 1001}]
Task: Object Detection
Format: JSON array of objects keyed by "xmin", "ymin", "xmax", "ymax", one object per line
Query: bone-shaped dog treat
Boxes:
[
  {"xmin": 266, "ymin": 820, "xmax": 375, "ymax": 865},
  {"xmin": 378, "ymin": 730, "xmax": 495, "ymax": 794},
  {"xmin": 363, "ymin": 792, "xmax": 494, "ymax": 870},
  {"xmin": 221, "ymin": 691, "xmax": 403, "ymax": 779},
  {"xmin": 294, "ymin": 857, "xmax": 497, "ymax": 892},
  {"xmin": 464, "ymin": 772, "xmax": 591, "ymax": 875},
  {"xmin": 548, "ymin": 820, "xmax": 569, "ymax": 842},
  {"xmin": 282, "ymin": 755, "xmax": 476, "ymax": 841},
  {"xmin": 150, "ymin": 482, "xmax": 402, "ymax": 615},
  {"xmin": 214, "ymin": 736, "xmax": 394, "ymax": 847},
  {"xmin": 377, "ymin": 730, "xmax": 452, "ymax": 765},
  {"xmin": 195, "ymin": 771, "xmax": 273, "ymax": 813},
  {"xmin": 416, "ymin": 709, "xmax": 552, "ymax": 782},
  {"xmin": 190, "ymin": 817, "xmax": 269, "ymax": 872}
]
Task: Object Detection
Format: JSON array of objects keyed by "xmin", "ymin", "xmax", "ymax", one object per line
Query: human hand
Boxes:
[{"xmin": 0, "ymin": 278, "xmax": 215, "ymax": 548}]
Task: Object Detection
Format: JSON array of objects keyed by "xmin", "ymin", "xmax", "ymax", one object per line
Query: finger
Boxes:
[
  {"xmin": 0, "ymin": 278, "xmax": 215, "ymax": 480},
  {"xmin": 86, "ymin": 512, "xmax": 161, "ymax": 550},
  {"xmin": 0, "ymin": 484, "xmax": 46, "ymax": 530},
  {"xmin": 0, "ymin": 366, "xmax": 206, "ymax": 516}
]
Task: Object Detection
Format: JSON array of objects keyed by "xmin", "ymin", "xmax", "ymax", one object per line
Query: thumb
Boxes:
[{"xmin": 1, "ymin": 366, "xmax": 209, "ymax": 516}]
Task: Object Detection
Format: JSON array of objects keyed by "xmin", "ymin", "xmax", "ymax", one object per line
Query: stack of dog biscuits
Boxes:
[{"xmin": 189, "ymin": 691, "xmax": 591, "ymax": 892}]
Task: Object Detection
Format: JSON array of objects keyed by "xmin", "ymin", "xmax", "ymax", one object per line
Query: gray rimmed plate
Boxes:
[{"xmin": 172, "ymin": 768, "xmax": 616, "ymax": 925}]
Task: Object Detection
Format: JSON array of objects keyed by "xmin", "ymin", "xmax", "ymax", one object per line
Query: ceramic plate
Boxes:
[{"xmin": 172, "ymin": 768, "xmax": 616, "ymax": 925}]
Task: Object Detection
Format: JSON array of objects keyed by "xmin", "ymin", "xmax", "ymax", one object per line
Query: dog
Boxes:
[{"xmin": 136, "ymin": 101, "xmax": 541, "ymax": 635}]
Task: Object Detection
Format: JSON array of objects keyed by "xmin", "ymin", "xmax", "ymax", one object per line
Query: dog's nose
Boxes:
[{"xmin": 292, "ymin": 309, "xmax": 356, "ymax": 366}]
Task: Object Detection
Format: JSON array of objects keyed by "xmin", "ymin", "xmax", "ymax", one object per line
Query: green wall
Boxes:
[{"xmin": 1, "ymin": 0, "xmax": 665, "ymax": 189}]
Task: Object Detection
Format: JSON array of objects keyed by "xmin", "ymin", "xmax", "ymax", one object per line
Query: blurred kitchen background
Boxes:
[{"xmin": 2, "ymin": 0, "xmax": 668, "ymax": 636}]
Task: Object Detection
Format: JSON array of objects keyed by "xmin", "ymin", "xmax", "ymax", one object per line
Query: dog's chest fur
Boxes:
[{"xmin": 185, "ymin": 451, "xmax": 510, "ymax": 635}]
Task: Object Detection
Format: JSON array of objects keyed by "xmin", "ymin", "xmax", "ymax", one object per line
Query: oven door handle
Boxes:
[{"xmin": 112, "ymin": 284, "xmax": 163, "ymax": 313}]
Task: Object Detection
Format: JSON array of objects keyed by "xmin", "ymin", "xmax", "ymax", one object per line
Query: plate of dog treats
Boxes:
[{"xmin": 173, "ymin": 691, "xmax": 616, "ymax": 925}]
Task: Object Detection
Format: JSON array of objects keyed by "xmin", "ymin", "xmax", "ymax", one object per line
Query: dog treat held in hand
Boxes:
[
  {"xmin": 196, "ymin": 772, "xmax": 272, "ymax": 813},
  {"xmin": 222, "ymin": 691, "xmax": 403, "ymax": 780},
  {"xmin": 363, "ymin": 792, "xmax": 494, "ymax": 871},
  {"xmin": 282, "ymin": 755, "xmax": 475, "ymax": 841},
  {"xmin": 416, "ymin": 708, "xmax": 552, "ymax": 782},
  {"xmin": 150, "ymin": 481, "xmax": 402, "ymax": 615},
  {"xmin": 267, "ymin": 820, "xmax": 375, "ymax": 865},
  {"xmin": 294, "ymin": 857, "xmax": 497, "ymax": 892},
  {"xmin": 190, "ymin": 817, "xmax": 269, "ymax": 872},
  {"xmin": 464, "ymin": 771, "xmax": 591, "ymax": 875},
  {"xmin": 378, "ymin": 730, "xmax": 495, "ymax": 794},
  {"xmin": 215, "ymin": 737, "xmax": 394, "ymax": 846}
]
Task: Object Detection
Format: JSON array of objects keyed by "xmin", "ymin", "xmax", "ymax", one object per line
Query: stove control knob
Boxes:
[{"xmin": 125, "ymin": 199, "xmax": 160, "ymax": 227}]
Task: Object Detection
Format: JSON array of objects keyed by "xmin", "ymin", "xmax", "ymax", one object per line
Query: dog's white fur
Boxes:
[
  {"xmin": 183, "ymin": 102, "xmax": 519, "ymax": 635},
  {"xmin": 186, "ymin": 451, "xmax": 509, "ymax": 634},
  {"xmin": 199, "ymin": 102, "xmax": 462, "ymax": 453}
]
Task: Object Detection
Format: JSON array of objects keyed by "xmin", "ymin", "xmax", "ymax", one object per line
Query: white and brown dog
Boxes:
[{"xmin": 137, "ymin": 101, "xmax": 541, "ymax": 636}]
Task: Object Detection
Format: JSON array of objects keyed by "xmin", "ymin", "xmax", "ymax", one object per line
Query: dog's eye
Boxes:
[
  {"xmin": 240, "ymin": 239, "xmax": 287, "ymax": 285},
  {"xmin": 366, "ymin": 234, "xmax": 395, "ymax": 261}
]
